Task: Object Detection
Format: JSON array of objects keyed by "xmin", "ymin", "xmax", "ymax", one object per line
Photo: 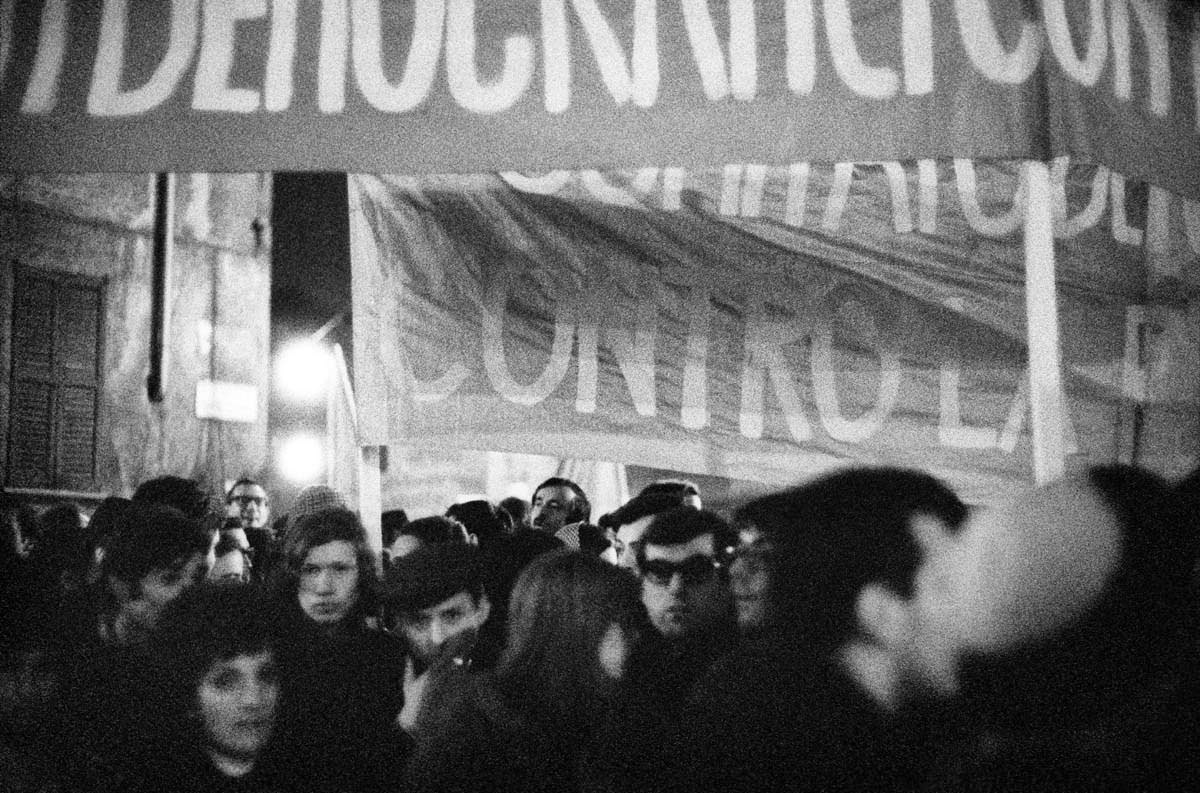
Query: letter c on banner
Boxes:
[
  {"xmin": 482, "ymin": 283, "xmax": 574, "ymax": 405},
  {"xmin": 810, "ymin": 284, "xmax": 902, "ymax": 443}
]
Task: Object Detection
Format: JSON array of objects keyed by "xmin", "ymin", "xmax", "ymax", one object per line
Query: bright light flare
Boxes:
[
  {"xmin": 277, "ymin": 433, "xmax": 324, "ymax": 483},
  {"xmin": 275, "ymin": 339, "xmax": 332, "ymax": 402}
]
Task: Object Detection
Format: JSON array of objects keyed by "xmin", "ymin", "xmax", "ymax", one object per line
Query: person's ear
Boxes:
[{"xmin": 854, "ymin": 583, "xmax": 910, "ymax": 648}]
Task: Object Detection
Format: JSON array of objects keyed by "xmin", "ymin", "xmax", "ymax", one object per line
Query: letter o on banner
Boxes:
[{"xmin": 810, "ymin": 283, "xmax": 902, "ymax": 443}]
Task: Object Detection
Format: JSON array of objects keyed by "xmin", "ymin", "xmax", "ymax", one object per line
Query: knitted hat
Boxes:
[
  {"xmin": 554, "ymin": 521, "xmax": 582, "ymax": 550},
  {"xmin": 286, "ymin": 485, "xmax": 349, "ymax": 531},
  {"xmin": 383, "ymin": 542, "xmax": 483, "ymax": 613}
]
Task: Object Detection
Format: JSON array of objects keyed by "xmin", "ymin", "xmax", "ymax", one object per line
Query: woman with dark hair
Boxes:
[
  {"xmin": 403, "ymin": 549, "xmax": 654, "ymax": 793},
  {"xmin": 118, "ymin": 583, "xmax": 280, "ymax": 793},
  {"xmin": 264, "ymin": 507, "xmax": 406, "ymax": 793}
]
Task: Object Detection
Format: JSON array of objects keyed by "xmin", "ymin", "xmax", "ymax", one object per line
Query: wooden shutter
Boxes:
[{"xmin": 6, "ymin": 266, "xmax": 104, "ymax": 491}]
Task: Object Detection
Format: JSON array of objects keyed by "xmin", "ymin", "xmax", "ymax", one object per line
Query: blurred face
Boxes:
[
  {"xmin": 398, "ymin": 591, "xmax": 490, "ymax": 667},
  {"xmin": 898, "ymin": 514, "xmax": 963, "ymax": 697},
  {"xmin": 640, "ymin": 534, "xmax": 727, "ymax": 640},
  {"xmin": 613, "ymin": 515, "xmax": 654, "ymax": 570},
  {"xmin": 210, "ymin": 550, "xmax": 249, "ymax": 584},
  {"xmin": 140, "ymin": 553, "xmax": 208, "ymax": 621},
  {"xmin": 297, "ymin": 541, "xmax": 360, "ymax": 626},
  {"xmin": 228, "ymin": 484, "xmax": 270, "ymax": 531},
  {"xmin": 197, "ymin": 650, "xmax": 279, "ymax": 764},
  {"xmin": 915, "ymin": 483, "xmax": 1120, "ymax": 661},
  {"xmin": 729, "ymin": 526, "xmax": 773, "ymax": 633},
  {"xmin": 530, "ymin": 486, "xmax": 577, "ymax": 534},
  {"xmin": 110, "ymin": 552, "xmax": 207, "ymax": 643}
]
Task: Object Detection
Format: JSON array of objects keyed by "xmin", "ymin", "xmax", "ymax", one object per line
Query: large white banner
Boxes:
[{"xmin": 351, "ymin": 161, "xmax": 1199, "ymax": 502}]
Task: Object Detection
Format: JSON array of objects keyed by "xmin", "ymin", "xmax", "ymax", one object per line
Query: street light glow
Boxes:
[
  {"xmin": 277, "ymin": 433, "xmax": 324, "ymax": 483},
  {"xmin": 276, "ymin": 339, "xmax": 332, "ymax": 402}
]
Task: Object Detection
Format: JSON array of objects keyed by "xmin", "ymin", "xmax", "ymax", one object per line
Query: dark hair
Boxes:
[
  {"xmin": 533, "ymin": 477, "xmax": 591, "ymax": 524},
  {"xmin": 634, "ymin": 508, "xmax": 735, "ymax": 569},
  {"xmin": 148, "ymin": 583, "xmax": 275, "ymax": 735},
  {"xmin": 383, "ymin": 542, "xmax": 485, "ymax": 613},
  {"xmin": 133, "ymin": 476, "xmax": 219, "ymax": 530},
  {"xmin": 270, "ymin": 507, "xmax": 379, "ymax": 625},
  {"xmin": 734, "ymin": 466, "xmax": 966, "ymax": 647},
  {"xmin": 600, "ymin": 492, "xmax": 684, "ymax": 530},
  {"xmin": 381, "ymin": 509, "xmax": 409, "ymax": 547},
  {"xmin": 498, "ymin": 496, "xmax": 530, "ymax": 529},
  {"xmin": 214, "ymin": 532, "xmax": 249, "ymax": 558},
  {"xmin": 88, "ymin": 496, "xmax": 132, "ymax": 549},
  {"xmin": 497, "ymin": 550, "xmax": 647, "ymax": 739},
  {"xmin": 225, "ymin": 478, "xmax": 267, "ymax": 502},
  {"xmin": 27, "ymin": 502, "xmax": 87, "ymax": 572},
  {"xmin": 639, "ymin": 479, "xmax": 701, "ymax": 498},
  {"xmin": 399, "ymin": 515, "xmax": 470, "ymax": 547},
  {"xmin": 103, "ymin": 501, "xmax": 214, "ymax": 588},
  {"xmin": 445, "ymin": 500, "xmax": 513, "ymax": 547},
  {"xmin": 570, "ymin": 522, "xmax": 613, "ymax": 557},
  {"xmin": 1080, "ymin": 464, "xmax": 1194, "ymax": 671},
  {"xmin": 471, "ymin": 531, "xmax": 565, "ymax": 669}
]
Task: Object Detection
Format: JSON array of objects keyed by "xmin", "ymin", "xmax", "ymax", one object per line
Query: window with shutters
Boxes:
[{"xmin": 6, "ymin": 265, "xmax": 104, "ymax": 491}]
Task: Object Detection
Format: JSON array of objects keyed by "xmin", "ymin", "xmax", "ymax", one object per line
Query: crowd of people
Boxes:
[{"xmin": 2, "ymin": 462, "xmax": 1199, "ymax": 792}]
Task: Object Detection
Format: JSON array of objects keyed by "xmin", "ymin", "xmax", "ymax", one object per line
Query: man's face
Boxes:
[
  {"xmin": 228, "ymin": 483, "xmax": 270, "ymax": 531},
  {"xmin": 640, "ymin": 534, "xmax": 728, "ymax": 640},
  {"xmin": 397, "ymin": 590, "xmax": 490, "ymax": 666},
  {"xmin": 297, "ymin": 541, "xmax": 360, "ymax": 626},
  {"xmin": 120, "ymin": 552, "xmax": 208, "ymax": 635},
  {"xmin": 613, "ymin": 515, "xmax": 654, "ymax": 570},
  {"xmin": 530, "ymin": 485, "xmax": 577, "ymax": 534},
  {"xmin": 729, "ymin": 525, "xmax": 773, "ymax": 633},
  {"xmin": 210, "ymin": 550, "xmax": 249, "ymax": 584}
]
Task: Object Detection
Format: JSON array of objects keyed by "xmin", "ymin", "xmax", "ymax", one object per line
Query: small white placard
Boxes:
[{"xmin": 195, "ymin": 380, "xmax": 259, "ymax": 423}]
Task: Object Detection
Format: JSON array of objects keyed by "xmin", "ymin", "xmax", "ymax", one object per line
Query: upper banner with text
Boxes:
[{"xmin": 3, "ymin": 0, "xmax": 1200, "ymax": 197}]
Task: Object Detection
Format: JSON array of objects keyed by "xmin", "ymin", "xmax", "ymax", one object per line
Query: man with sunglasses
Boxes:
[{"xmin": 630, "ymin": 507, "xmax": 738, "ymax": 721}]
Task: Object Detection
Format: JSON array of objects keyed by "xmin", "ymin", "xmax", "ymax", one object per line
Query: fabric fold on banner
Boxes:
[{"xmin": 351, "ymin": 161, "xmax": 1199, "ymax": 503}]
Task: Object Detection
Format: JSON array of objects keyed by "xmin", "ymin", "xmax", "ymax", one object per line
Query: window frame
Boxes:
[{"xmin": 5, "ymin": 262, "xmax": 107, "ymax": 494}]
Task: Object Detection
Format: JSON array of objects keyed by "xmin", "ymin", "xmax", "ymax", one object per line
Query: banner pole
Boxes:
[{"xmin": 1023, "ymin": 160, "xmax": 1066, "ymax": 484}]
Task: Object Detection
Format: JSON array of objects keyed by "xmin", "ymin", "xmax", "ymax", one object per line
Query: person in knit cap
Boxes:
[{"xmin": 282, "ymin": 484, "xmax": 350, "ymax": 537}]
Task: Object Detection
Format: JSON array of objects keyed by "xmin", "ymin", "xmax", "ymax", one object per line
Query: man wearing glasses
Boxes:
[
  {"xmin": 631, "ymin": 507, "xmax": 738, "ymax": 720},
  {"xmin": 226, "ymin": 478, "xmax": 275, "ymax": 577}
]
